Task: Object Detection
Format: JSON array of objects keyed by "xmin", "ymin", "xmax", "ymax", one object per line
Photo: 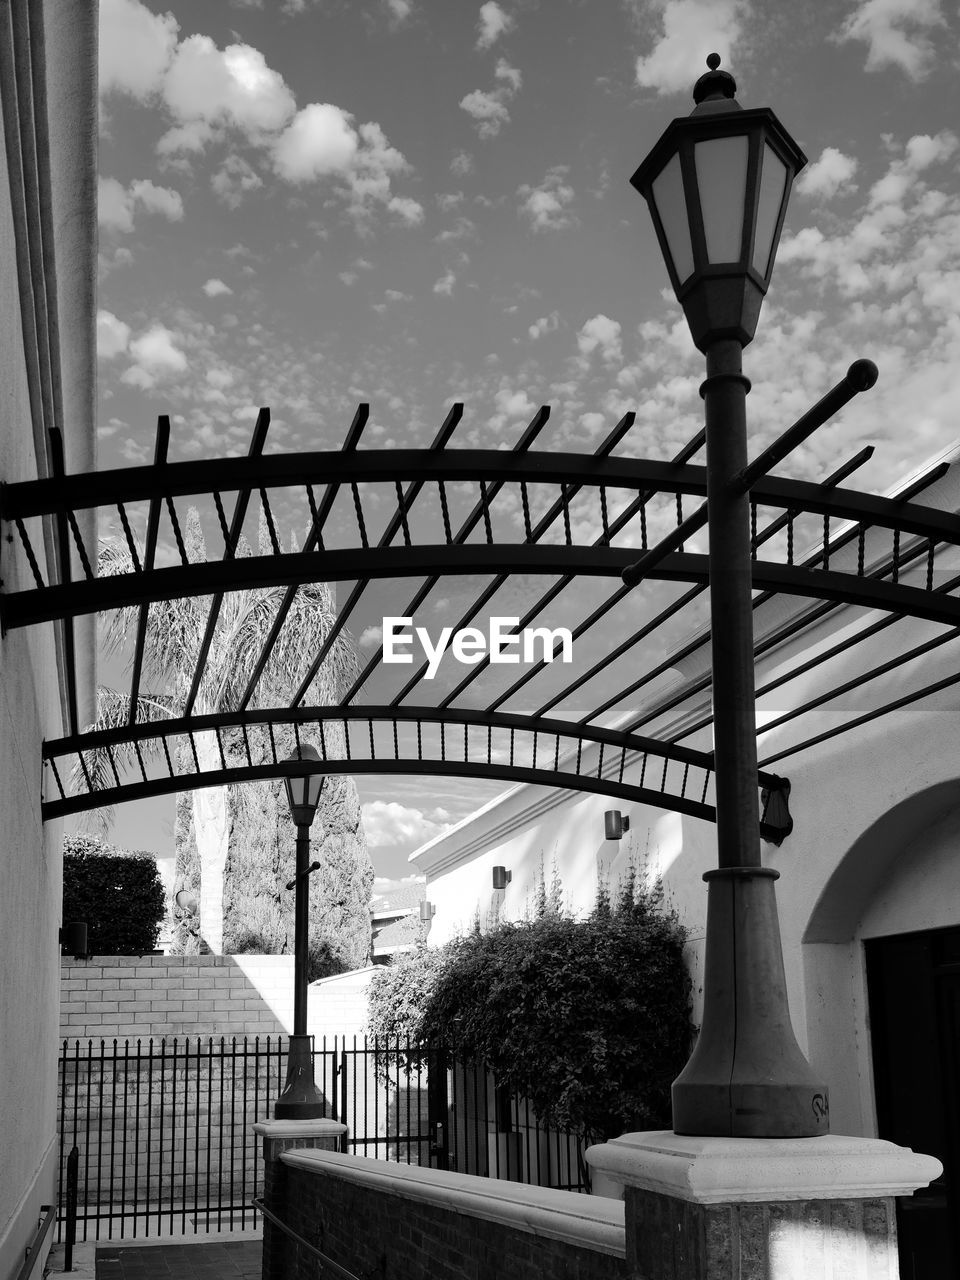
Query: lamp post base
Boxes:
[
  {"xmin": 672, "ymin": 866, "xmax": 829, "ymax": 1137},
  {"xmin": 274, "ymin": 1034, "xmax": 326, "ymax": 1120}
]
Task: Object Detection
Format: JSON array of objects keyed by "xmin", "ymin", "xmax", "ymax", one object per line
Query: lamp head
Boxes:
[
  {"xmin": 282, "ymin": 742, "xmax": 324, "ymax": 827},
  {"xmin": 630, "ymin": 55, "xmax": 806, "ymax": 352}
]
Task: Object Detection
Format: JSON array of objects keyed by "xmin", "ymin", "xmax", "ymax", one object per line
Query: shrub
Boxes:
[
  {"xmin": 367, "ymin": 944, "xmax": 450, "ymax": 1043},
  {"xmin": 62, "ymin": 833, "xmax": 166, "ymax": 955},
  {"xmin": 418, "ymin": 878, "xmax": 692, "ymax": 1142}
]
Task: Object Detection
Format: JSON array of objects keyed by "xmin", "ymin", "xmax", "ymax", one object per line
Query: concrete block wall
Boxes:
[{"xmin": 60, "ymin": 954, "xmax": 295, "ymax": 1043}]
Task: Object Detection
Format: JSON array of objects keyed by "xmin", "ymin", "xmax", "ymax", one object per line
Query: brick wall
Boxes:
[
  {"xmin": 272, "ymin": 1155, "xmax": 627, "ymax": 1280},
  {"xmin": 60, "ymin": 954, "xmax": 295, "ymax": 1042}
]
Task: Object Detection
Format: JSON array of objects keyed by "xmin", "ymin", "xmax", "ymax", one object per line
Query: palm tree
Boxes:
[{"xmin": 85, "ymin": 509, "xmax": 373, "ymax": 971}]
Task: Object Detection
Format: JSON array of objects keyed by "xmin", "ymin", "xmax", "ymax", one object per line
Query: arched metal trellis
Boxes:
[{"xmin": 2, "ymin": 363, "xmax": 958, "ymax": 838}]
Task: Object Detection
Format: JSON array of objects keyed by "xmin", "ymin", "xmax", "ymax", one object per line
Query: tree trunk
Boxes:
[{"xmin": 193, "ymin": 731, "xmax": 230, "ymax": 954}]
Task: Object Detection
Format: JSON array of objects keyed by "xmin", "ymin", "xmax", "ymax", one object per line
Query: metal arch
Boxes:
[
  {"xmin": 4, "ymin": 365, "xmax": 959, "ymax": 833},
  {"xmin": 41, "ymin": 703, "xmax": 789, "ymax": 839}
]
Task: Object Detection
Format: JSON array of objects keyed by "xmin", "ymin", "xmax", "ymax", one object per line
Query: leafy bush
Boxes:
[
  {"xmin": 417, "ymin": 877, "xmax": 692, "ymax": 1141},
  {"xmin": 367, "ymin": 944, "xmax": 450, "ymax": 1043},
  {"xmin": 62, "ymin": 833, "xmax": 166, "ymax": 955}
]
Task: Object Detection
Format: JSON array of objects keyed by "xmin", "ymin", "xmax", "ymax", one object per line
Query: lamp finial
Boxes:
[{"xmin": 692, "ymin": 53, "xmax": 737, "ymax": 107}]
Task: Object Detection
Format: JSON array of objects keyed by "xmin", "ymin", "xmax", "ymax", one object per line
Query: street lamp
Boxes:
[
  {"xmin": 628, "ymin": 56, "xmax": 828, "ymax": 1137},
  {"xmin": 275, "ymin": 742, "xmax": 326, "ymax": 1119}
]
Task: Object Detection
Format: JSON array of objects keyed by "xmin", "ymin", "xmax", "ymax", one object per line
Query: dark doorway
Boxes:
[{"xmin": 866, "ymin": 926, "xmax": 960, "ymax": 1278}]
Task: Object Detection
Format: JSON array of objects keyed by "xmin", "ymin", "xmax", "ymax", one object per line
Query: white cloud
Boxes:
[
  {"xmin": 359, "ymin": 625, "xmax": 383, "ymax": 648},
  {"xmin": 433, "ymin": 270, "xmax": 457, "ymax": 296},
  {"xmin": 796, "ymin": 148, "xmax": 859, "ymax": 201},
  {"xmin": 494, "ymin": 57, "xmax": 522, "ymax": 92},
  {"xmin": 156, "ymin": 121, "xmax": 216, "ymax": 156},
  {"xmin": 99, "ymin": 0, "xmax": 178, "ymax": 100},
  {"xmin": 211, "ymin": 154, "xmax": 264, "ymax": 208},
  {"xmin": 130, "ymin": 179, "xmax": 184, "ymax": 220},
  {"xmin": 486, "ymin": 383, "xmax": 537, "ymax": 434},
  {"xmin": 460, "ymin": 57, "xmax": 522, "ymax": 139},
  {"xmin": 528, "ymin": 311, "xmax": 560, "ymax": 340},
  {"xmin": 272, "ymin": 108, "xmax": 418, "ymax": 228},
  {"xmin": 273, "ymin": 102, "xmax": 359, "ymax": 180},
  {"xmin": 362, "ymin": 800, "xmax": 452, "ymax": 848},
  {"xmin": 577, "ymin": 314, "xmax": 623, "ymax": 368},
  {"xmin": 476, "ymin": 1, "xmax": 513, "ymax": 50},
  {"xmin": 385, "ymin": 0, "xmax": 413, "ymax": 20},
  {"xmin": 98, "ymin": 176, "xmax": 184, "ymax": 232},
  {"xmin": 435, "ymin": 216, "xmax": 476, "ymax": 243},
  {"xmin": 100, "ymin": 9, "xmax": 421, "ymax": 230},
  {"xmin": 98, "ymin": 177, "xmax": 136, "ymax": 232},
  {"xmin": 459, "ymin": 89, "xmax": 511, "ymax": 139},
  {"xmin": 97, "ymin": 309, "xmax": 131, "ymax": 359},
  {"xmin": 202, "ymin": 278, "xmax": 233, "ymax": 297},
  {"xmin": 579, "ymin": 411, "xmax": 607, "ymax": 437},
  {"xmin": 835, "ymin": 0, "xmax": 945, "ymax": 80},
  {"xmin": 451, "ymin": 150, "xmax": 474, "ymax": 176},
  {"xmin": 372, "ymin": 873, "xmax": 426, "ymax": 896},
  {"xmin": 388, "ymin": 195, "xmax": 425, "ymax": 225},
  {"xmin": 634, "ymin": 0, "xmax": 744, "ymax": 95},
  {"xmin": 163, "ymin": 36, "xmax": 296, "ymax": 135},
  {"xmin": 779, "ymin": 130, "xmax": 960, "ymax": 297},
  {"xmin": 121, "ymin": 323, "xmax": 188, "ymax": 389},
  {"xmin": 518, "ymin": 166, "xmax": 576, "ymax": 232}
]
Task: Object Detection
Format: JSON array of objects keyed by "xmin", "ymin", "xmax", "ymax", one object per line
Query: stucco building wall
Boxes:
[{"xmin": 0, "ymin": 4, "xmax": 96, "ymax": 1276}]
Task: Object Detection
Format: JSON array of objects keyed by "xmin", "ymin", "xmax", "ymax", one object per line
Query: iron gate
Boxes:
[{"xmin": 57, "ymin": 1036, "xmax": 588, "ymax": 1241}]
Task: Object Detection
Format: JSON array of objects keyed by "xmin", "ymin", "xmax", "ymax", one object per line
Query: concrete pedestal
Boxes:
[
  {"xmin": 255, "ymin": 1119, "xmax": 347, "ymax": 1280},
  {"xmin": 585, "ymin": 1131, "xmax": 941, "ymax": 1279}
]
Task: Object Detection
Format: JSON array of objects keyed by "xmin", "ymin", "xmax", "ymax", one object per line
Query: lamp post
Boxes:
[
  {"xmin": 274, "ymin": 742, "xmax": 326, "ymax": 1119},
  {"xmin": 628, "ymin": 56, "xmax": 829, "ymax": 1137}
]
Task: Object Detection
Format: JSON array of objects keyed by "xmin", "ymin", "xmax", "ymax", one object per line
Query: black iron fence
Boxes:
[{"xmin": 57, "ymin": 1036, "xmax": 588, "ymax": 1242}]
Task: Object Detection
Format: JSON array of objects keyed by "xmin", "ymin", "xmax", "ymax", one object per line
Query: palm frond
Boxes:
[{"xmin": 69, "ymin": 686, "xmax": 177, "ymax": 832}]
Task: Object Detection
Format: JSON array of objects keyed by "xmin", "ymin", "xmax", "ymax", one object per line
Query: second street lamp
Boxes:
[
  {"xmin": 275, "ymin": 742, "xmax": 326, "ymax": 1119},
  {"xmin": 627, "ymin": 56, "xmax": 829, "ymax": 1138}
]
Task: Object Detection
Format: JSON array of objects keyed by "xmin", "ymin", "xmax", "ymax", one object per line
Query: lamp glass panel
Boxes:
[
  {"xmin": 650, "ymin": 152, "xmax": 695, "ymax": 284},
  {"xmin": 751, "ymin": 142, "xmax": 788, "ymax": 278},
  {"xmin": 694, "ymin": 134, "xmax": 749, "ymax": 263},
  {"xmin": 305, "ymin": 772, "xmax": 323, "ymax": 811}
]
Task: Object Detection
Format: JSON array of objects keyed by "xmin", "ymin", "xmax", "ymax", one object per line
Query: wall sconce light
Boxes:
[
  {"xmin": 419, "ymin": 901, "xmax": 436, "ymax": 922},
  {"xmin": 604, "ymin": 810, "xmax": 630, "ymax": 841},
  {"xmin": 60, "ymin": 921, "xmax": 88, "ymax": 959},
  {"xmin": 492, "ymin": 866, "xmax": 512, "ymax": 890}
]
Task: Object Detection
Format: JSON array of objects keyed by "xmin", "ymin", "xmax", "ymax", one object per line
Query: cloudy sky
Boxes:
[{"xmin": 95, "ymin": 0, "xmax": 960, "ymax": 877}]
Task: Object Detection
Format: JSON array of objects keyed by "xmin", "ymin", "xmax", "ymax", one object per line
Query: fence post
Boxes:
[
  {"xmin": 63, "ymin": 1146, "xmax": 78, "ymax": 1271},
  {"xmin": 255, "ymin": 1120, "xmax": 347, "ymax": 1280}
]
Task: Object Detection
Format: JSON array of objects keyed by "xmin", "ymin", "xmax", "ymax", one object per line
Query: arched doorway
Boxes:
[{"xmin": 804, "ymin": 783, "xmax": 960, "ymax": 1277}]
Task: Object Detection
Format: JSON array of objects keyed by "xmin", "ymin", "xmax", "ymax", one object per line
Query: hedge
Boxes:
[{"xmin": 62, "ymin": 833, "xmax": 165, "ymax": 955}]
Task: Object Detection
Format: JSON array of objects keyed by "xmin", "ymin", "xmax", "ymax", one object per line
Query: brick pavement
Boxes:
[{"xmin": 94, "ymin": 1241, "xmax": 261, "ymax": 1278}]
